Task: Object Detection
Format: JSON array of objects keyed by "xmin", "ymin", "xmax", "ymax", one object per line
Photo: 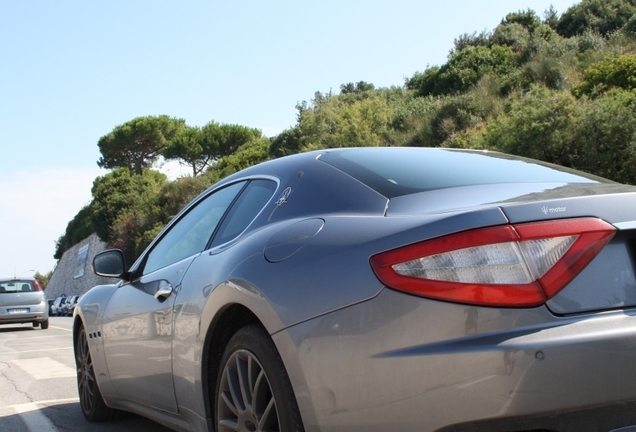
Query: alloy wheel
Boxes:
[
  {"xmin": 76, "ymin": 327, "xmax": 96, "ymax": 415},
  {"xmin": 218, "ymin": 349, "xmax": 280, "ymax": 432}
]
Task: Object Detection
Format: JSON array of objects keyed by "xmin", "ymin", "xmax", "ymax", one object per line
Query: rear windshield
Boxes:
[
  {"xmin": 0, "ymin": 281, "xmax": 35, "ymax": 293},
  {"xmin": 318, "ymin": 148, "xmax": 607, "ymax": 198}
]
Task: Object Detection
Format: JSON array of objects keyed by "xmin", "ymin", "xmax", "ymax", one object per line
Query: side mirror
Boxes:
[{"xmin": 92, "ymin": 249, "xmax": 127, "ymax": 279}]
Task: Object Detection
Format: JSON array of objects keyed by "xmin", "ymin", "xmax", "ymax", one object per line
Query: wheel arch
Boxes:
[
  {"xmin": 201, "ymin": 303, "xmax": 262, "ymax": 422},
  {"xmin": 72, "ymin": 314, "xmax": 83, "ymax": 346}
]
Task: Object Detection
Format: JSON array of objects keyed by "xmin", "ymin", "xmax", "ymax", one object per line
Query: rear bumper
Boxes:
[
  {"xmin": 0, "ymin": 315, "xmax": 48, "ymax": 324},
  {"xmin": 0, "ymin": 306, "xmax": 48, "ymax": 324},
  {"xmin": 437, "ymin": 399, "xmax": 636, "ymax": 431},
  {"xmin": 279, "ymin": 288, "xmax": 636, "ymax": 432}
]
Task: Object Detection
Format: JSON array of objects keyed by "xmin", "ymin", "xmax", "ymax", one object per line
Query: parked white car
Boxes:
[{"xmin": 50, "ymin": 296, "xmax": 67, "ymax": 317}]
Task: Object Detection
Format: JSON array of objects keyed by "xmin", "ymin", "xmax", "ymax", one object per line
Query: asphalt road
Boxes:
[{"xmin": 0, "ymin": 317, "xmax": 172, "ymax": 432}]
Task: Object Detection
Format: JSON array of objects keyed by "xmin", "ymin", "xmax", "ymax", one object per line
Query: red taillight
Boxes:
[
  {"xmin": 370, "ymin": 218, "xmax": 615, "ymax": 307},
  {"xmin": 33, "ymin": 280, "xmax": 42, "ymax": 291}
]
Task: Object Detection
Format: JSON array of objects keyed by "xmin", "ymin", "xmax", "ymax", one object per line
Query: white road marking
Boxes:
[
  {"xmin": 7, "ymin": 399, "xmax": 79, "ymax": 432},
  {"xmin": 49, "ymin": 325, "xmax": 72, "ymax": 332},
  {"xmin": 7, "ymin": 334, "xmax": 70, "ymax": 341},
  {"xmin": 8, "ymin": 397, "xmax": 79, "ymax": 408},
  {"xmin": 11, "ymin": 402, "xmax": 57, "ymax": 431},
  {"xmin": 0, "ymin": 347, "xmax": 73, "ymax": 356},
  {"xmin": 12, "ymin": 357, "xmax": 76, "ymax": 379}
]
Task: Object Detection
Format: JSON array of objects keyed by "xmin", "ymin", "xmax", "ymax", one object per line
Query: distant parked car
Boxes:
[
  {"xmin": 63, "ymin": 295, "xmax": 80, "ymax": 316},
  {"xmin": 47, "ymin": 299, "xmax": 54, "ymax": 315},
  {"xmin": 50, "ymin": 296, "xmax": 67, "ymax": 316},
  {"xmin": 60, "ymin": 297, "xmax": 70, "ymax": 316},
  {"xmin": 0, "ymin": 277, "xmax": 48, "ymax": 329}
]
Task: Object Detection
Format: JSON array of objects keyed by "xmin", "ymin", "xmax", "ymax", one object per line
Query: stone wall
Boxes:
[{"xmin": 45, "ymin": 234, "xmax": 120, "ymax": 300}]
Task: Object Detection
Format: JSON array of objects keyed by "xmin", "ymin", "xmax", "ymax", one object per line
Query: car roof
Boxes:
[{"xmin": 218, "ymin": 147, "xmax": 611, "ymax": 199}]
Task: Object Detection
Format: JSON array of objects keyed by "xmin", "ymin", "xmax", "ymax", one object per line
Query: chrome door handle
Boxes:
[{"xmin": 155, "ymin": 282, "xmax": 173, "ymax": 300}]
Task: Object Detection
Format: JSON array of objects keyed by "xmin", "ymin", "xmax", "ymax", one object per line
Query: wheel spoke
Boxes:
[
  {"xmin": 218, "ymin": 418, "xmax": 240, "ymax": 431},
  {"xmin": 85, "ymin": 361, "xmax": 96, "ymax": 383},
  {"xmin": 221, "ymin": 388, "xmax": 239, "ymax": 417},
  {"xmin": 252, "ymin": 369, "xmax": 266, "ymax": 413},
  {"xmin": 246, "ymin": 354, "xmax": 256, "ymax": 406},
  {"xmin": 257, "ymin": 396, "xmax": 277, "ymax": 431},
  {"xmin": 237, "ymin": 353, "xmax": 251, "ymax": 409},
  {"xmin": 227, "ymin": 360, "xmax": 245, "ymax": 411}
]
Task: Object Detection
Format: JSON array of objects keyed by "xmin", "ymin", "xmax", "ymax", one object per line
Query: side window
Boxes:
[
  {"xmin": 212, "ymin": 180, "xmax": 277, "ymax": 247},
  {"xmin": 143, "ymin": 181, "xmax": 247, "ymax": 275}
]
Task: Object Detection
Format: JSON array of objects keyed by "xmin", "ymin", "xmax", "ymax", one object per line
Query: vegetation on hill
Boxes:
[{"xmin": 55, "ymin": 0, "xmax": 636, "ymax": 266}]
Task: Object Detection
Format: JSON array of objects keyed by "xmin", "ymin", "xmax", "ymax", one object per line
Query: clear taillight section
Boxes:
[
  {"xmin": 370, "ymin": 218, "xmax": 615, "ymax": 307},
  {"xmin": 392, "ymin": 236, "xmax": 577, "ymax": 284}
]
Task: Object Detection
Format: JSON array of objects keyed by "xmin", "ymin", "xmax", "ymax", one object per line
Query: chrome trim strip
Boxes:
[{"xmin": 614, "ymin": 221, "xmax": 636, "ymax": 230}]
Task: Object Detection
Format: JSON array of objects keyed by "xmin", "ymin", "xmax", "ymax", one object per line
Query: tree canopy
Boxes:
[
  {"xmin": 97, "ymin": 115, "xmax": 185, "ymax": 175},
  {"xmin": 162, "ymin": 126, "xmax": 209, "ymax": 177},
  {"xmin": 557, "ymin": 0, "xmax": 636, "ymax": 37},
  {"xmin": 163, "ymin": 122, "xmax": 262, "ymax": 177}
]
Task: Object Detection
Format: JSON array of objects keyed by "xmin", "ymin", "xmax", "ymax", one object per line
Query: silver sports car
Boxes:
[{"xmin": 75, "ymin": 147, "xmax": 636, "ymax": 432}]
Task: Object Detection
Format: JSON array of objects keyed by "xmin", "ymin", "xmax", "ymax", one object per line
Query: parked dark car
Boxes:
[
  {"xmin": 74, "ymin": 148, "xmax": 636, "ymax": 431},
  {"xmin": 0, "ymin": 277, "xmax": 48, "ymax": 329}
]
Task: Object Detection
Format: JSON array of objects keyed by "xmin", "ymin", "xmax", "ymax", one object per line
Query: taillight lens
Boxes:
[
  {"xmin": 370, "ymin": 218, "xmax": 615, "ymax": 307},
  {"xmin": 33, "ymin": 280, "xmax": 42, "ymax": 291}
]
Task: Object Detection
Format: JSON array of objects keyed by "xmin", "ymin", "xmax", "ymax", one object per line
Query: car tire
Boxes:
[
  {"xmin": 215, "ymin": 324, "xmax": 304, "ymax": 432},
  {"xmin": 75, "ymin": 324, "xmax": 122, "ymax": 421},
  {"xmin": 40, "ymin": 319, "xmax": 49, "ymax": 330},
  {"xmin": 32, "ymin": 322, "xmax": 39, "ymax": 328}
]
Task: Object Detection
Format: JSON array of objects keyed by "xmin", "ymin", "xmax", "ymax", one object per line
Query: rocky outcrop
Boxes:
[{"xmin": 45, "ymin": 234, "xmax": 119, "ymax": 299}]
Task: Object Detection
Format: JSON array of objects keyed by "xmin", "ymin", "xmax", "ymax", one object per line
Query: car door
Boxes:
[
  {"xmin": 170, "ymin": 178, "xmax": 279, "ymax": 408},
  {"xmin": 101, "ymin": 180, "xmax": 247, "ymax": 413}
]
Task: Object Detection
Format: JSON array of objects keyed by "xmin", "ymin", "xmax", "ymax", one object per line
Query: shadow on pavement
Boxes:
[{"xmin": 3, "ymin": 402, "xmax": 172, "ymax": 432}]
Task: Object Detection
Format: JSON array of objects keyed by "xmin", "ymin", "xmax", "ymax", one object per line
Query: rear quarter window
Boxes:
[{"xmin": 212, "ymin": 179, "xmax": 277, "ymax": 247}]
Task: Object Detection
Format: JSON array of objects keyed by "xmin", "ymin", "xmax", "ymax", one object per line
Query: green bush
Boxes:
[
  {"xmin": 572, "ymin": 89, "xmax": 636, "ymax": 182},
  {"xmin": 574, "ymin": 54, "xmax": 636, "ymax": 96},
  {"xmin": 482, "ymin": 86, "xmax": 579, "ymax": 167}
]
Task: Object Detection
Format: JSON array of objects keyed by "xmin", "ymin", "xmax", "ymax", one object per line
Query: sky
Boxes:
[{"xmin": 0, "ymin": 0, "xmax": 579, "ymax": 278}]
